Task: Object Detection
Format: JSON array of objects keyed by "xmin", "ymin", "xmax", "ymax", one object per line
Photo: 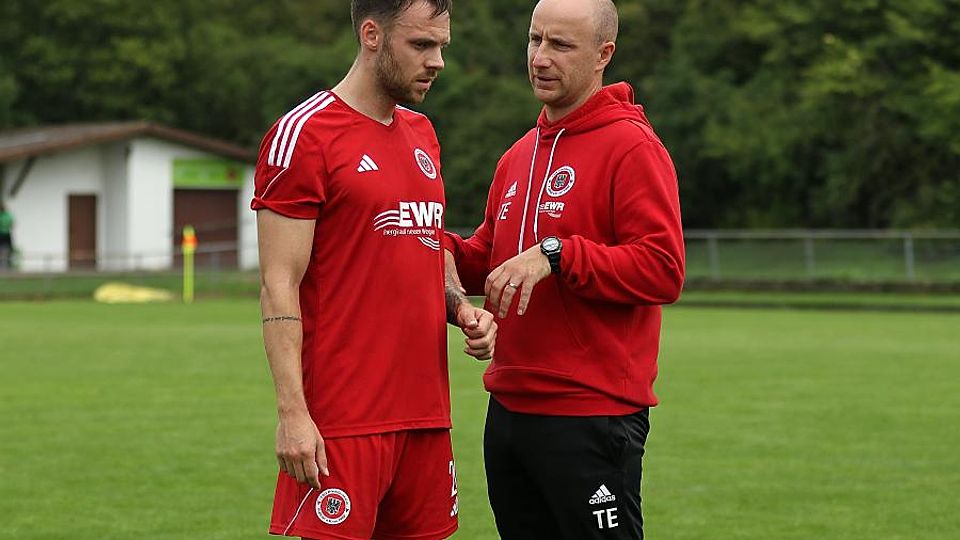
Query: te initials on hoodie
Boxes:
[{"xmin": 498, "ymin": 201, "xmax": 512, "ymax": 221}]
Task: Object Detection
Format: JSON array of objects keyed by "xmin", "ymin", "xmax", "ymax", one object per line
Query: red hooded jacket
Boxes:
[{"xmin": 445, "ymin": 83, "xmax": 684, "ymax": 416}]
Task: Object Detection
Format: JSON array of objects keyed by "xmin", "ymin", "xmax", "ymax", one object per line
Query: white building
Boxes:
[{"xmin": 0, "ymin": 122, "xmax": 257, "ymax": 272}]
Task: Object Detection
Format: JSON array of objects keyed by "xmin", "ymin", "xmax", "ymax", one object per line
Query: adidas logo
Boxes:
[
  {"xmin": 589, "ymin": 484, "xmax": 616, "ymax": 505},
  {"xmin": 357, "ymin": 154, "xmax": 379, "ymax": 173},
  {"xmin": 505, "ymin": 181, "xmax": 518, "ymax": 199}
]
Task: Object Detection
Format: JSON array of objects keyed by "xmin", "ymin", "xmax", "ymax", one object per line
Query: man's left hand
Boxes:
[{"xmin": 485, "ymin": 245, "xmax": 551, "ymax": 318}]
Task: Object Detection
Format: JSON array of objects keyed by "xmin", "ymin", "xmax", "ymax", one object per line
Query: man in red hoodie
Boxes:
[{"xmin": 444, "ymin": 0, "xmax": 684, "ymax": 538}]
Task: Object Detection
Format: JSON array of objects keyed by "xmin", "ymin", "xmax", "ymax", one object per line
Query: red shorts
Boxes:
[{"xmin": 269, "ymin": 429, "xmax": 459, "ymax": 540}]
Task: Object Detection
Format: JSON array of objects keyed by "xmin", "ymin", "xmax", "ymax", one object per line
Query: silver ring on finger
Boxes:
[{"xmin": 507, "ymin": 282, "xmax": 519, "ymax": 289}]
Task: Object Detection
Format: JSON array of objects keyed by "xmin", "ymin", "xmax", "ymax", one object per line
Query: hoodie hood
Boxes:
[{"xmin": 537, "ymin": 82, "xmax": 651, "ymax": 137}]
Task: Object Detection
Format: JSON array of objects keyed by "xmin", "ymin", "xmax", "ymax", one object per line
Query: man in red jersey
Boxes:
[
  {"xmin": 444, "ymin": 0, "xmax": 684, "ymax": 538},
  {"xmin": 252, "ymin": 1, "xmax": 496, "ymax": 539}
]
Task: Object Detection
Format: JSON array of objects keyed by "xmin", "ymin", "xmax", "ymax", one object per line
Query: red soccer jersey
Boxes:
[{"xmin": 252, "ymin": 91, "xmax": 450, "ymax": 438}]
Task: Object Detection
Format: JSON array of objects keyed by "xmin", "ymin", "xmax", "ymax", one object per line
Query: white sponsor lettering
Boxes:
[
  {"xmin": 394, "ymin": 201, "xmax": 444, "ymax": 228},
  {"xmin": 398, "ymin": 203, "xmax": 413, "ymax": 227},
  {"xmin": 498, "ymin": 202, "xmax": 512, "ymax": 221},
  {"xmin": 589, "ymin": 494, "xmax": 617, "ymax": 505},
  {"xmin": 538, "ymin": 201, "xmax": 565, "ymax": 215},
  {"xmin": 373, "ymin": 202, "xmax": 444, "ymax": 251},
  {"xmin": 592, "ymin": 508, "xmax": 619, "ymax": 529}
]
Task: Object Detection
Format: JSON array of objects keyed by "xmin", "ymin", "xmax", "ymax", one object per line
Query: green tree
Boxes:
[
  {"xmin": 424, "ymin": 0, "xmax": 541, "ymax": 226},
  {"xmin": 645, "ymin": 0, "xmax": 960, "ymax": 228}
]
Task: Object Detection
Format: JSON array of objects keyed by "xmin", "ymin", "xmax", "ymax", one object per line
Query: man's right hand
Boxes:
[
  {"xmin": 455, "ymin": 302, "xmax": 497, "ymax": 360},
  {"xmin": 276, "ymin": 411, "xmax": 329, "ymax": 489}
]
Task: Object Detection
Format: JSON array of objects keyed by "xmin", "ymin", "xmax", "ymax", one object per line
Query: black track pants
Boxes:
[{"xmin": 484, "ymin": 397, "xmax": 650, "ymax": 540}]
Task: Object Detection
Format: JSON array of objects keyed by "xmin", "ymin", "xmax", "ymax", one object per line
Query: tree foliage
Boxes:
[
  {"xmin": 642, "ymin": 0, "xmax": 960, "ymax": 228},
  {"xmin": 1, "ymin": 0, "xmax": 958, "ymax": 228}
]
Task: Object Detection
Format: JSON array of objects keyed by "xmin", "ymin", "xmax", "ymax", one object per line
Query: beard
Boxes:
[{"xmin": 375, "ymin": 40, "xmax": 424, "ymax": 105}]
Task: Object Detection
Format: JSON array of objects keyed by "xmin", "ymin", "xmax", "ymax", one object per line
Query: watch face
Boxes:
[{"xmin": 542, "ymin": 237, "xmax": 560, "ymax": 252}]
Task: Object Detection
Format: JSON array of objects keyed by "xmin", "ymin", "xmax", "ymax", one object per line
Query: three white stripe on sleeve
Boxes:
[{"xmin": 268, "ymin": 91, "xmax": 336, "ymax": 168}]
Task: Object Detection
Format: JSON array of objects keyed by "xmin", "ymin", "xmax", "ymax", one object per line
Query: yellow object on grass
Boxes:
[{"xmin": 93, "ymin": 282, "xmax": 174, "ymax": 304}]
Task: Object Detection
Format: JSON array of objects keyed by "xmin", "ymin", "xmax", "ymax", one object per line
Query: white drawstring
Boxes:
[
  {"xmin": 517, "ymin": 128, "xmax": 541, "ymax": 255},
  {"xmin": 282, "ymin": 487, "xmax": 315, "ymax": 536},
  {"xmin": 533, "ymin": 128, "xmax": 565, "ymax": 243}
]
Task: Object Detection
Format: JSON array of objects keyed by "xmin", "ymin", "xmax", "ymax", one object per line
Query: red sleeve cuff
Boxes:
[
  {"xmin": 443, "ymin": 231, "xmax": 462, "ymax": 256},
  {"xmin": 558, "ymin": 238, "xmax": 574, "ymax": 279},
  {"xmin": 251, "ymin": 197, "xmax": 321, "ymax": 220}
]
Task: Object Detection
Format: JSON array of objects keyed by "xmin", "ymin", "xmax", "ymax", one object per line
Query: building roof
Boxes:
[{"xmin": 0, "ymin": 121, "xmax": 256, "ymax": 164}]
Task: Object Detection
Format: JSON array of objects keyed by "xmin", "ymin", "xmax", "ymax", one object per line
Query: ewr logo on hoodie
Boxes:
[{"xmin": 546, "ymin": 166, "xmax": 576, "ymax": 197}]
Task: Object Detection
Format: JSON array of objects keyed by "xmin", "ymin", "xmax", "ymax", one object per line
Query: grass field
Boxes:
[{"xmin": 1, "ymin": 300, "xmax": 958, "ymax": 539}]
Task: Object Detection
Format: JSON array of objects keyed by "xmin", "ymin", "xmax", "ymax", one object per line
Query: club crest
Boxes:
[
  {"xmin": 546, "ymin": 166, "xmax": 575, "ymax": 197},
  {"xmin": 414, "ymin": 148, "xmax": 437, "ymax": 180},
  {"xmin": 316, "ymin": 488, "xmax": 351, "ymax": 525}
]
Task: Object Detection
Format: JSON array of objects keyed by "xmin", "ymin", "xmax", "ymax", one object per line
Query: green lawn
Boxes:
[{"xmin": 1, "ymin": 300, "xmax": 958, "ymax": 539}]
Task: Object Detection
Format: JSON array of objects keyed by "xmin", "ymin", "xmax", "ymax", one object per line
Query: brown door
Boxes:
[
  {"xmin": 68, "ymin": 194, "xmax": 97, "ymax": 269},
  {"xmin": 173, "ymin": 189, "xmax": 239, "ymax": 269}
]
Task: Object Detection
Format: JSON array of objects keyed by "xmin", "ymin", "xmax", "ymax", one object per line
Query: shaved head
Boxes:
[
  {"xmin": 594, "ymin": 0, "xmax": 618, "ymax": 44},
  {"xmin": 528, "ymin": 0, "xmax": 618, "ymax": 120},
  {"xmin": 534, "ymin": 0, "xmax": 618, "ymax": 44}
]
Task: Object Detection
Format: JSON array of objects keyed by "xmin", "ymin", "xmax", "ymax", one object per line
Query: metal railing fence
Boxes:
[
  {"xmin": 0, "ymin": 242, "xmax": 255, "ymax": 274},
  {"xmin": 683, "ymin": 230, "xmax": 960, "ymax": 283}
]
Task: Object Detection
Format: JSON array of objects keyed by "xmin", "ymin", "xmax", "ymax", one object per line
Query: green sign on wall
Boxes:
[{"xmin": 173, "ymin": 159, "xmax": 245, "ymax": 189}]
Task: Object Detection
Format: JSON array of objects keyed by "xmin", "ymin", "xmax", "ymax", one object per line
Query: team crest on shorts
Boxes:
[
  {"xmin": 414, "ymin": 148, "xmax": 437, "ymax": 180},
  {"xmin": 316, "ymin": 488, "xmax": 351, "ymax": 525},
  {"xmin": 545, "ymin": 166, "xmax": 576, "ymax": 197}
]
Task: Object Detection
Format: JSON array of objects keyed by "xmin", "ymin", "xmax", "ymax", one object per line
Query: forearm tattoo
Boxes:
[
  {"xmin": 262, "ymin": 316, "xmax": 302, "ymax": 324},
  {"xmin": 445, "ymin": 281, "xmax": 468, "ymax": 325}
]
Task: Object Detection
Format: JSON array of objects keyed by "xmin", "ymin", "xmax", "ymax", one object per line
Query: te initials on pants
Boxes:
[{"xmin": 592, "ymin": 508, "xmax": 618, "ymax": 529}]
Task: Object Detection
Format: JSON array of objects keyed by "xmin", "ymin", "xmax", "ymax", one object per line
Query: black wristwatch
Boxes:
[{"xmin": 540, "ymin": 236, "xmax": 562, "ymax": 274}]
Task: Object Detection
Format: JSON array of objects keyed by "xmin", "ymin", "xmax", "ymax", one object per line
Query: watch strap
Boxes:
[{"xmin": 541, "ymin": 237, "xmax": 562, "ymax": 274}]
